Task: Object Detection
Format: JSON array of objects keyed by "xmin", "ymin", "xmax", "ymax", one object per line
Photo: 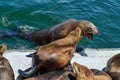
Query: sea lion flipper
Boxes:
[
  {"xmin": 18, "ymin": 69, "xmax": 33, "ymax": 78},
  {"xmin": 26, "ymin": 53, "xmax": 34, "ymax": 57},
  {"xmin": 19, "ymin": 66, "xmax": 37, "ymax": 78}
]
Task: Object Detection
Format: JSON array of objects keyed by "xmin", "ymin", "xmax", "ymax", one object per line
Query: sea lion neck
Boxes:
[{"xmin": 74, "ymin": 21, "xmax": 86, "ymax": 36}]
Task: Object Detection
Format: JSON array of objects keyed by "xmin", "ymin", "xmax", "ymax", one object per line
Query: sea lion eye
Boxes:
[
  {"xmin": 64, "ymin": 50, "xmax": 71, "ymax": 54},
  {"xmin": 88, "ymin": 27, "xmax": 92, "ymax": 31}
]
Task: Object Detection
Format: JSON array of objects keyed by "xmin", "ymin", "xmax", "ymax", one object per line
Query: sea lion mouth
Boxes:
[{"xmin": 87, "ymin": 33, "xmax": 93, "ymax": 40}]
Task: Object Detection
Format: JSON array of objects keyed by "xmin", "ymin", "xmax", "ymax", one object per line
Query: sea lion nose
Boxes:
[
  {"xmin": 93, "ymin": 28, "xmax": 99, "ymax": 34},
  {"xmin": 95, "ymin": 30, "xmax": 99, "ymax": 34}
]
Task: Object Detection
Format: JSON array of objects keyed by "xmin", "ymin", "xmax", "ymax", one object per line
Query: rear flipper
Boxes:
[
  {"xmin": 75, "ymin": 47, "xmax": 87, "ymax": 56},
  {"xmin": 18, "ymin": 66, "xmax": 38, "ymax": 78},
  {"xmin": 0, "ymin": 27, "xmax": 21, "ymax": 39},
  {"xmin": 18, "ymin": 69, "xmax": 32, "ymax": 78},
  {"xmin": 26, "ymin": 53, "xmax": 34, "ymax": 57},
  {"xmin": 0, "ymin": 30, "xmax": 18, "ymax": 39}
]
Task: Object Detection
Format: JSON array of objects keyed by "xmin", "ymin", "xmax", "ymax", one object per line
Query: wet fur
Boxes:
[
  {"xmin": 91, "ymin": 69, "xmax": 112, "ymax": 80},
  {"xmin": 19, "ymin": 27, "xmax": 81, "ymax": 78}
]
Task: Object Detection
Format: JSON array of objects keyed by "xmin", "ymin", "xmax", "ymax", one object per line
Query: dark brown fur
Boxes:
[
  {"xmin": 19, "ymin": 27, "xmax": 81, "ymax": 78},
  {"xmin": 0, "ymin": 44, "xmax": 15, "ymax": 80},
  {"xmin": 19, "ymin": 19, "xmax": 98, "ymax": 45},
  {"xmin": 73, "ymin": 62, "xmax": 112, "ymax": 80},
  {"xmin": 23, "ymin": 70, "xmax": 76, "ymax": 80},
  {"xmin": 106, "ymin": 53, "xmax": 120, "ymax": 80}
]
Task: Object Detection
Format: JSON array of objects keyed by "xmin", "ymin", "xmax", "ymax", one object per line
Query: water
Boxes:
[{"xmin": 0, "ymin": 0, "xmax": 120, "ymax": 49}]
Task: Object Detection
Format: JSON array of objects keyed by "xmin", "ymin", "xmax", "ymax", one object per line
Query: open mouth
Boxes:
[{"xmin": 87, "ymin": 33, "xmax": 93, "ymax": 40}]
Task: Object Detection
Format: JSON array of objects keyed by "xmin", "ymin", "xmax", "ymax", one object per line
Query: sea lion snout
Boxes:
[{"xmin": 87, "ymin": 22, "xmax": 98, "ymax": 34}]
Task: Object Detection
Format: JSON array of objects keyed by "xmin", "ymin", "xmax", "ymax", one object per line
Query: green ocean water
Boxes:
[{"xmin": 0, "ymin": 0, "xmax": 120, "ymax": 49}]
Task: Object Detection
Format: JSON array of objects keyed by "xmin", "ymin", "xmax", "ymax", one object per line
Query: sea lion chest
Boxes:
[{"xmin": 35, "ymin": 46, "xmax": 73, "ymax": 73}]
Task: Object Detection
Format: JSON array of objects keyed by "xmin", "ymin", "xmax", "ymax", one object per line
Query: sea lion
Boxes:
[
  {"xmin": 0, "ymin": 44, "xmax": 15, "ymax": 80},
  {"xmin": 19, "ymin": 27, "xmax": 82, "ymax": 78},
  {"xmin": 19, "ymin": 19, "xmax": 98, "ymax": 45},
  {"xmin": 106, "ymin": 53, "xmax": 120, "ymax": 80},
  {"xmin": 73, "ymin": 62, "xmax": 94, "ymax": 80},
  {"xmin": 73, "ymin": 62, "xmax": 112, "ymax": 80},
  {"xmin": 22, "ymin": 70, "xmax": 76, "ymax": 80}
]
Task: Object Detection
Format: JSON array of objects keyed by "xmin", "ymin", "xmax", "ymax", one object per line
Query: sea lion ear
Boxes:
[{"xmin": 88, "ymin": 27, "xmax": 92, "ymax": 31}]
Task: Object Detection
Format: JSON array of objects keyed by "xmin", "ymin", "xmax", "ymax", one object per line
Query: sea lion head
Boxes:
[
  {"xmin": 73, "ymin": 62, "xmax": 94, "ymax": 80},
  {"xmin": 77, "ymin": 20, "xmax": 98, "ymax": 40},
  {"xmin": 0, "ymin": 44, "xmax": 7, "ymax": 56}
]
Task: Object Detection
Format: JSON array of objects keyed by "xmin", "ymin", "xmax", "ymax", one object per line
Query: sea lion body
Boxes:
[
  {"xmin": 73, "ymin": 62, "xmax": 111, "ymax": 80},
  {"xmin": 23, "ymin": 70, "xmax": 76, "ymax": 80},
  {"xmin": 19, "ymin": 19, "xmax": 98, "ymax": 45},
  {"xmin": 0, "ymin": 44, "xmax": 15, "ymax": 80},
  {"xmin": 19, "ymin": 27, "xmax": 81, "ymax": 78},
  {"xmin": 91, "ymin": 69, "xmax": 112, "ymax": 80},
  {"xmin": 106, "ymin": 53, "xmax": 120, "ymax": 80}
]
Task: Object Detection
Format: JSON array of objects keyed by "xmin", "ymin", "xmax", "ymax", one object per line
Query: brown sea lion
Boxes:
[
  {"xmin": 73, "ymin": 62, "xmax": 112, "ymax": 80},
  {"xmin": 106, "ymin": 53, "xmax": 120, "ymax": 80},
  {"xmin": 19, "ymin": 27, "xmax": 82, "ymax": 78},
  {"xmin": 0, "ymin": 44, "xmax": 15, "ymax": 80},
  {"xmin": 23, "ymin": 70, "xmax": 76, "ymax": 80},
  {"xmin": 19, "ymin": 19, "xmax": 98, "ymax": 45}
]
